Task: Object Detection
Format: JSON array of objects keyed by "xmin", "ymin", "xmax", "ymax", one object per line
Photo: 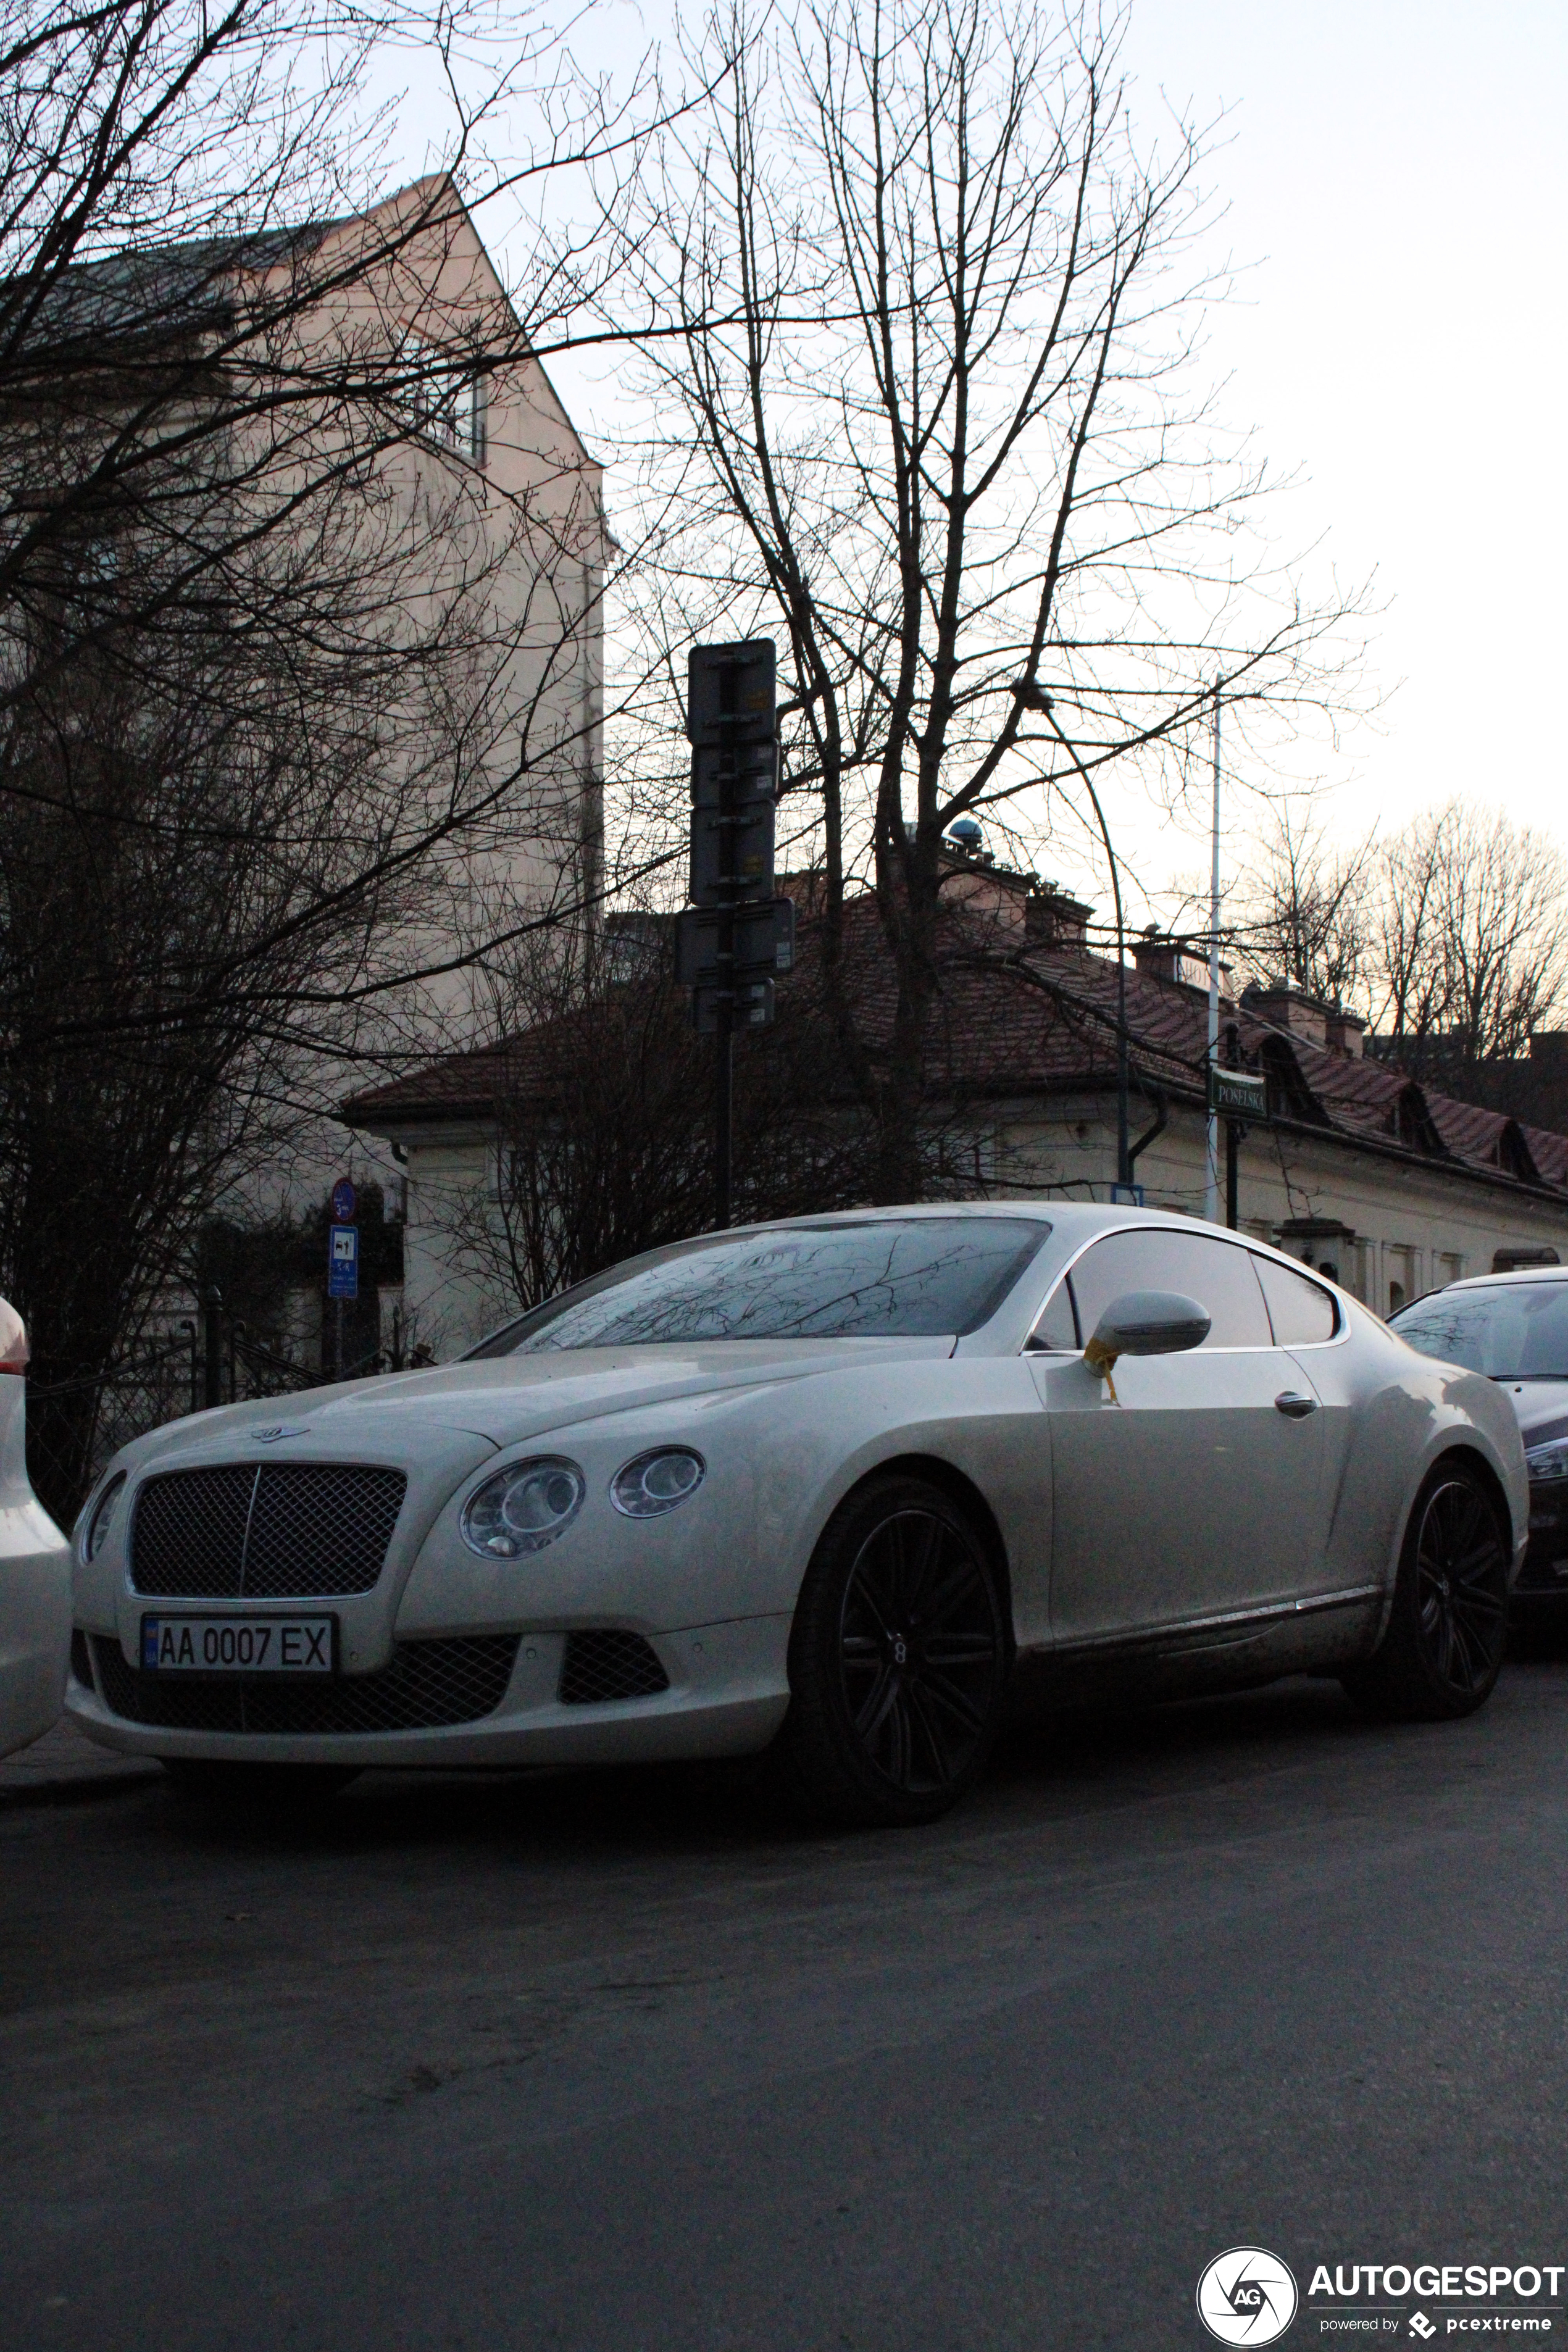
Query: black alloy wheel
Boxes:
[
  {"xmin": 1414, "ymin": 1477, "xmax": 1509, "ymax": 1695},
  {"xmin": 775, "ymin": 1475, "xmax": 1011, "ymax": 1826},
  {"xmin": 1343, "ymin": 1461, "xmax": 1511, "ymax": 1721}
]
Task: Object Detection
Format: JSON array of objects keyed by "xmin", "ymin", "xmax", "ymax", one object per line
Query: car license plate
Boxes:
[{"xmin": 140, "ymin": 1614, "xmax": 336, "ymax": 1674}]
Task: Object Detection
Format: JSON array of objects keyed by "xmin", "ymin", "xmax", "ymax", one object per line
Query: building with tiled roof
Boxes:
[{"xmin": 343, "ymin": 856, "xmax": 1568, "ymax": 1355}]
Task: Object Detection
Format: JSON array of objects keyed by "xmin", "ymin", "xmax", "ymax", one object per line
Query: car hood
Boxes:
[
  {"xmin": 1501, "ymin": 1379, "xmax": 1568, "ymax": 1451},
  {"xmin": 116, "ymin": 1337, "xmax": 956, "ymax": 1465}
]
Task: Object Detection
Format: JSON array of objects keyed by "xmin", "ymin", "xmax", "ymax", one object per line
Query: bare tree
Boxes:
[
  {"xmin": 0, "ymin": 0, "xmax": 678, "ymax": 1511},
  {"xmin": 1236, "ymin": 807, "xmax": 1374, "ymax": 1006},
  {"xmin": 463, "ymin": 911, "xmax": 880, "ymax": 1316},
  {"xmin": 614, "ymin": 0, "xmax": 1361, "ymax": 1199},
  {"xmin": 444, "ymin": 869, "xmax": 1043, "ymax": 1328},
  {"xmin": 1372, "ymin": 802, "xmax": 1568, "ymax": 1080},
  {"xmin": 1234, "ymin": 795, "xmax": 1568, "ymax": 1100}
]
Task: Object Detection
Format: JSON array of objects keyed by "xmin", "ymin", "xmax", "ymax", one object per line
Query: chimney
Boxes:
[
  {"xmin": 1134, "ymin": 928, "xmax": 1235, "ymax": 1002},
  {"xmin": 1243, "ymin": 978, "xmax": 1329, "ymax": 1049},
  {"xmin": 1132, "ymin": 928, "xmax": 1178, "ymax": 984},
  {"xmin": 1025, "ymin": 885, "xmax": 1093, "ymax": 951},
  {"xmin": 1324, "ymin": 1006, "xmax": 1366, "ymax": 1059}
]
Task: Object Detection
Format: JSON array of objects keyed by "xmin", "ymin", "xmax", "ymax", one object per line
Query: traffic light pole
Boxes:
[
  {"xmin": 713, "ymin": 732, "xmax": 734, "ymax": 1230},
  {"xmin": 714, "ymin": 1000, "xmax": 733, "ymax": 1229},
  {"xmin": 712, "ymin": 680, "xmax": 738, "ymax": 1228}
]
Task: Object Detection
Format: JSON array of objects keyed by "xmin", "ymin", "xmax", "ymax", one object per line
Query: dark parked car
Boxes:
[{"xmin": 1393, "ymin": 1269, "xmax": 1568, "ymax": 1634}]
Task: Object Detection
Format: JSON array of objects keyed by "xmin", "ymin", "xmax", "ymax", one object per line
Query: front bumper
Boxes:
[
  {"xmin": 65, "ymin": 1612, "xmax": 792, "ymax": 1770},
  {"xmin": 1514, "ymin": 1483, "xmax": 1568, "ymax": 1608}
]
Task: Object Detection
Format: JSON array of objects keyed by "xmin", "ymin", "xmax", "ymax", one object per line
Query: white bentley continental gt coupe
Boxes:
[
  {"xmin": 67, "ymin": 1206, "xmax": 1529, "ymax": 1824},
  {"xmin": 0, "ymin": 1298, "xmax": 73, "ymax": 1760}
]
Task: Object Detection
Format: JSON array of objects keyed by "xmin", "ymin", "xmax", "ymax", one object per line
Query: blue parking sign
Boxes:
[{"xmin": 327, "ymin": 1222, "xmax": 359, "ymax": 1299}]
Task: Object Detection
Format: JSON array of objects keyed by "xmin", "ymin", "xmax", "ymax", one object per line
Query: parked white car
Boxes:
[
  {"xmin": 0, "ymin": 1301, "xmax": 73, "ymax": 1759},
  {"xmin": 69, "ymin": 1206, "xmax": 1528, "ymax": 1824},
  {"xmin": 1392, "ymin": 1266, "xmax": 1568, "ymax": 1633}
]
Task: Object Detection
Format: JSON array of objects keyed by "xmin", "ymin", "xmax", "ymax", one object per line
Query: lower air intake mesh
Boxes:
[
  {"xmin": 559, "ymin": 1629, "xmax": 670, "ymax": 1706},
  {"xmin": 90, "ymin": 1634, "xmax": 519, "ymax": 1734}
]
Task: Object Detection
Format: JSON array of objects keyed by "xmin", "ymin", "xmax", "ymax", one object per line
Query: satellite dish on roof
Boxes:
[{"xmin": 946, "ymin": 817, "xmax": 983, "ymax": 853}]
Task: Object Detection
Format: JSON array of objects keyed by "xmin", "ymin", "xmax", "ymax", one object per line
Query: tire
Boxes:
[
  {"xmin": 160, "ymin": 1760, "xmax": 361, "ymax": 1808},
  {"xmin": 1343, "ymin": 1459, "xmax": 1511, "ymax": 1721},
  {"xmin": 772, "ymin": 1474, "xmax": 1011, "ymax": 1827}
]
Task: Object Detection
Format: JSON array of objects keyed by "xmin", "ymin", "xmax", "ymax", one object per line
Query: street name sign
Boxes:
[{"xmin": 1208, "ymin": 1068, "xmax": 1267, "ymax": 1119}]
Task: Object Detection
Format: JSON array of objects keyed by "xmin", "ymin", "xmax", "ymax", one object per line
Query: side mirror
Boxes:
[{"xmin": 1083, "ymin": 1291, "xmax": 1211, "ymax": 1391}]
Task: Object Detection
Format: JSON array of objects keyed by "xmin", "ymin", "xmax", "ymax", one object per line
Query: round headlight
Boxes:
[
  {"xmin": 83, "ymin": 1472, "xmax": 126, "ymax": 1562},
  {"xmin": 461, "ymin": 1457, "xmax": 585, "ymax": 1558},
  {"xmin": 611, "ymin": 1447, "xmax": 706, "ymax": 1518}
]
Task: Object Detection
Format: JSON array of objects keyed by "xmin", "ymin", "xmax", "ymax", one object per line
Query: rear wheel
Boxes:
[
  {"xmin": 773, "ymin": 1475, "xmax": 1011, "ymax": 1827},
  {"xmin": 1343, "ymin": 1460, "xmax": 1510, "ymax": 1720},
  {"xmin": 160, "ymin": 1761, "xmax": 361, "ymax": 1808}
]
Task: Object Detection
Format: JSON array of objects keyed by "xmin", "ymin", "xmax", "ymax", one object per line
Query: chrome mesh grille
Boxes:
[
  {"xmin": 91, "ymin": 1633, "xmax": 519, "ymax": 1734},
  {"xmin": 559, "ymin": 1629, "xmax": 670, "ymax": 1706},
  {"xmin": 131, "ymin": 1468, "xmax": 252, "ymax": 1596},
  {"xmin": 130, "ymin": 1465, "xmax": 406, "ymax": 1599},
  {"xmin": 242, "ymin": 1467, "xmax": 406, "ymax": 1598}
]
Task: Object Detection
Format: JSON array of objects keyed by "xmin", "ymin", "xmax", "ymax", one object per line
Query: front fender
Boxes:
[{"xmin": 394, "ymin": 1358, "xmax": 1051, "ymax": 1643}]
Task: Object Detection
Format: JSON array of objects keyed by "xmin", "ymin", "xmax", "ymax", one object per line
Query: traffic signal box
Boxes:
[{"xmin": 680, "ymin": 640, "xmax": 790, "ymax": 1030}]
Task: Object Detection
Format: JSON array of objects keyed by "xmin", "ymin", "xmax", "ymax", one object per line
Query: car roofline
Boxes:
[{"xmin": 1433, "ymin": 1267, "xmax": 1568, "ymax": 1293}]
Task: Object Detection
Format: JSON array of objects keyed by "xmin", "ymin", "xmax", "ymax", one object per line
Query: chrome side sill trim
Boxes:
[{"xmin": 1028, "ymin": 1583, "xmax": 1383, "ymax": 1661}]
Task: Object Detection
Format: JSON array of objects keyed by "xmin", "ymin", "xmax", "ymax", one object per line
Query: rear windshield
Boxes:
[
  {"xmin": 1391, "ymin": 1282, "xmax": 1568, "ymax": 1380},
  {"xmin": 468, "ymin": 1218, "xmax": 1051, "ymax": 1354}
]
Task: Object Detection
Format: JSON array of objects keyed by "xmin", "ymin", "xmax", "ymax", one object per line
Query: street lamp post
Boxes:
[{"xmin": 1014, "ymin": 686, "xmax": 1132, "ymax": 1190}]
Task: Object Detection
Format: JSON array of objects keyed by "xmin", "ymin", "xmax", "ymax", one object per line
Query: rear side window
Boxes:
[
  {"xmin": 1067, "ymin": 1228, "xmax": 1272, "ymax": 1350},
  {"xmin": 1254, "ymin": 1256, "xmax": 1340, "ymax": 1345}
]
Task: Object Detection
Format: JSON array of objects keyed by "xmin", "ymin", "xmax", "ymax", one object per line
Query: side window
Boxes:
[
  {"xmin": 1067, "ymin": 1229, "xmax": 1272, "ymax": 1349},
  {"xmin": 1253, "ymin": 1254, "xmax": 1340, "ymax": 1345},
  {"xmin": 1027, "ymin": 1281, "xmax": 1079, "ymax": 1352}
]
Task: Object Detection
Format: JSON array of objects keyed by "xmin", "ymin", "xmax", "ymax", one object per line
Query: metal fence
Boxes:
[{"xmin": 28, "ymin": 1293, "xmax": 390, "ymax": 1524}]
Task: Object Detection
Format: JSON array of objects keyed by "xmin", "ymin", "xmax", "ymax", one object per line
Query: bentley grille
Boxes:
[{"xmin": 129, "ymin": 1464, "xmax": 407, "ymax": 1599}]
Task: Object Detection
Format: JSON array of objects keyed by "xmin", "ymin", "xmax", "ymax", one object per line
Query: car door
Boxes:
[
  {"xmin": 1030, "ymin": 1227, "xmax": 1326, "ymax": 1646},
  {"xmin": 1250, "ymin": 1251, "xmax": 1353, "ymax": 1602}
]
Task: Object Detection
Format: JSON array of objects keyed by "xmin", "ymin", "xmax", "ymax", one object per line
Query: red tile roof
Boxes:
[{"xmin": 341, "ymin": 888, "xmax": 1568, "ymax": 1206}]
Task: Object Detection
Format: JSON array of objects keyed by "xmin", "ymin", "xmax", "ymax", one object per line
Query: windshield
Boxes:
[
  {"xmin": 1391, "ymin": 1282, "xmax": 1568, "ymax": 1380},
  {"xmin": 469, "ymin": 1217, "xmax": 1052, "ymax": 1354}
]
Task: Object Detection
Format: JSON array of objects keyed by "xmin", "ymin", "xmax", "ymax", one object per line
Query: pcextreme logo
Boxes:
[{"xmin": 1198, "ymin": 2248, "xmax": 1300, "ymax": 2345}]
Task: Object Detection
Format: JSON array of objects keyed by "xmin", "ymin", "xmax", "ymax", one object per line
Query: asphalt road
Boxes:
[{"xmin": 5, "ymin": 1664, "xmax": 1568, "ymax": 2352}]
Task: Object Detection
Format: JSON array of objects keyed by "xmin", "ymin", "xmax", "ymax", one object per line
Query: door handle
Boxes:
[{"xmin": 1274, "ymin": 1391, "xmax": 1319, "ymax": 1419}]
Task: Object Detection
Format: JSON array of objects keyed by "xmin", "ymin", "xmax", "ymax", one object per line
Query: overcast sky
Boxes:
[
  {"xmin": 1120, "ymin": 0, "xmax": 1567, "ymax": 872},
  {"xmin": 434, "ymin": 0, "xmax": 1566, "ymax": 914}
]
